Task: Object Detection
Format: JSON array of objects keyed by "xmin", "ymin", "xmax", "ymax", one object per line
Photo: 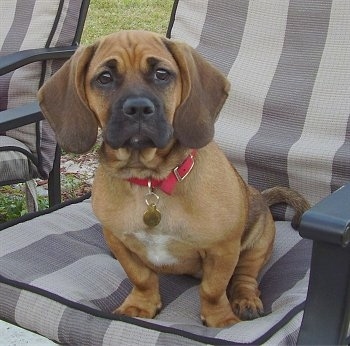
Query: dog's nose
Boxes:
[{"xmin": 122, "ymin": 97, "xmax": 155, "ymax": 119}]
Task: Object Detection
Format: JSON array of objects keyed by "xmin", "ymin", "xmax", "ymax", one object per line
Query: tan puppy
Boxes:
[{"xmin": 38, "ymin": 30, "xmax": 310, "ymax": 328}]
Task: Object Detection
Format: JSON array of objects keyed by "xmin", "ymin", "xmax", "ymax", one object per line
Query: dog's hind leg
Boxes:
[
  {"xmin": 227, "ymin": 212, "xmax": 275, "ymax": 321},
  {"xmin": 199, "ymin": 241, "xmax": 242, "ymax": 327}
]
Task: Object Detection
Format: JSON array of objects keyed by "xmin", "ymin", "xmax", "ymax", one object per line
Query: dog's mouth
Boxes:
[
  {"xmin": 125, "ymin": 134, "xmax": 156, "ymax": 149},
  {"xmin": 104, "ymin": 124, "xmax": 174, "ymax": 151}
]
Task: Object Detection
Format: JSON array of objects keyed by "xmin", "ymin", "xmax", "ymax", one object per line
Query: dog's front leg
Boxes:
[
  {"xmin": 200, "ymin": 244, "xmax": 241, "ymax": 328},
  {"xmin": 103, "ymin": 228, "xmax": 162, "ymax": 318}
]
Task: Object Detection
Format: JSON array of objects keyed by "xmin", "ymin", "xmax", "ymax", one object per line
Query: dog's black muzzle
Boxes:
[{"xmin": 104, "ymin": 95, "xmax": 173, "ymax": 150}]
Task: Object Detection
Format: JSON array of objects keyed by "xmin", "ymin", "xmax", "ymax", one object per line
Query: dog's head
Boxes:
[{"xmin": 38, "ymin": 31, "xmax": 230, "ymax": 157}]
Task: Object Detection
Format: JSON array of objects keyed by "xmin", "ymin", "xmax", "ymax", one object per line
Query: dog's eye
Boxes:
[
  {"xmin": 97, "ymin": 71, "xmax": 113, "ymax": 85},
  {"xmin": 154, "ymin": 69, "xmax": 170, "ymax": 81}
]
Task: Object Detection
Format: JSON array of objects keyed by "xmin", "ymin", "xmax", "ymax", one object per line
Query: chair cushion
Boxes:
[
  {"xmin": 170, "ymin": 0, "xmax": 350, "ymax": 221},
  {"xmin": 0, "ymin": 198, "xmax": 312, "ymax": 345},
  {"xmin": 0, "ymin": 135, "xmax": 38, "ymax": 184}
]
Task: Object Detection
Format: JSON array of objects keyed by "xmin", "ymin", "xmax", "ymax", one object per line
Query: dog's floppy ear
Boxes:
[
  {"xmin": 38, "ymin": 45, "xmax": 98, "ymax": 153},
  {"xmin": 164, "ymin": 39, "xmax": 230, "ymax": 148}
]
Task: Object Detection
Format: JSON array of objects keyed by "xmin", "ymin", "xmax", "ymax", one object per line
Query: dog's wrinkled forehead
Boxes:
[{"xmin": 89, "ymin": 31, "xmax": 177, "ymax": 76}]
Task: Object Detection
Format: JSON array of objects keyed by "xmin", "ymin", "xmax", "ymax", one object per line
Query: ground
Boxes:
[{"xmin": 57, "ymin": 147, "xmax": 99, "ymax": 200}]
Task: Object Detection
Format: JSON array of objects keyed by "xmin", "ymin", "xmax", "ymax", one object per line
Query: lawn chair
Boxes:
[
  {"xmin": 0, "ymin": 0, "xmax": 90, "ymax": 213},
  {"xmin": 0, "ymin": 0, "xmax": 349, "ymax": 344}
]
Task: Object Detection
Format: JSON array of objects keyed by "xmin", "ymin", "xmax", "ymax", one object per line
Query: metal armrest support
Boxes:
[
  {"xmin": 0, "ymin": 102, "xmax": 61, "ymax": 207},
  {"xmin": 298, "ymin": 184, "xmax": 350, "ymax": 345},
  {"xmin": 0, "ymin": 102, "xmax": 43, "ymax": 132}
]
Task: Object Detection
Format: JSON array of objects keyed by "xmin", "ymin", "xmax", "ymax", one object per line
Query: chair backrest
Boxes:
[
  {"xmin": 0, "ymin": 0, "xmax": 90, "ymax": 179},
  {"xmin": 169, "ymin": 0, "xmax": 350, "ymax": 219}
]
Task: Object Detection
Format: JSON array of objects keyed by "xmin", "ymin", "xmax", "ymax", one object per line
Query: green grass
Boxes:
[
  {"xmin": 0, "ymin": 174, "xmax": 90, "ymax": 223},
  {"xmin": 81, "ymin": 0, "xmax": 173, "ymax": 44},
  {"xmin": 0, "ymin": 0, "xmax": 174, "ymax": 223}
]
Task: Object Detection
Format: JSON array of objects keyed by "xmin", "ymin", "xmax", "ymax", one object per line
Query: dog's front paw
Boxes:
[
  {"xmin": 201, "ymin": 312, "xmax": 240, "ymax": 328},
  {"xmin": 201, "ymin": 297, "xmax": 240, "ymax": 328},
  {"xmin": 115, "ymin": 303, "xmax": 161, "ymax": 318},
  {"xmin": 114, "ymin": 289, "xmax": 162, "ymax": 319},
  {"xmin": 231, "ymin": 296, "xmax": 264, "ymax": 320}
]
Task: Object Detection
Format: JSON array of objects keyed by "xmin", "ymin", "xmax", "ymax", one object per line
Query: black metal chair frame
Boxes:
[{"xmin": 297, "ymin": 183, "xmax": 350, "ymax": 344}]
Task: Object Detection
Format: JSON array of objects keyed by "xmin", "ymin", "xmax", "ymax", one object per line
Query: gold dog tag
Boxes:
[
  {"xmin": 143, "ymin": 180, "xmax": 161, "ymax": 227},
  {"xmin": 143, "ymin": 203, "xmax": 161, "ymax": 227}
]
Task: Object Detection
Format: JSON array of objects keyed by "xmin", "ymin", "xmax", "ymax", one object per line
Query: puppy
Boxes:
[{"xmin": 38, "ymin": 30, "xmax": 310, "ymax": 328}]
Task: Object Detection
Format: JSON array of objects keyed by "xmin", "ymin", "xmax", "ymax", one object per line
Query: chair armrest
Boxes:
[
  {"xmin": 299, "ymin": 184, "xmax": 350, "ymax": 246},
  {"xmin": 0, "ymin": 102, "xmax": 43, "ymax": 132},
  {"xmin": 297, "ymin": 184, "xmax": 350, "ymax": 345},
  {"xmin": 0, "ymin": 46, "xmax": 77, "ymax": 131},
  {"xmin": 0, "ymin": 46, "xmax": 77, "ymax": 75}
]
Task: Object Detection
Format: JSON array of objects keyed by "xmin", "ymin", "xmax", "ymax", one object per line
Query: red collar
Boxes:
[{"xmin": 127, "ymin": 150, "xmax": 196, "ymax": 195}]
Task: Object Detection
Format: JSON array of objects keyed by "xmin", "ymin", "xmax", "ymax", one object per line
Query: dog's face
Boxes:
[
  {"xmin": 38, "ymin": 31, "xmax": 230, "ymax": 163},
  {"xmin": 85, "ymin": 31, "xmax": 181, "ymax": 151}
]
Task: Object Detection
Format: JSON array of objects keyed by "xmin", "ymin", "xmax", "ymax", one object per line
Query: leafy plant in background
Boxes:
[
  {"xmin": 0, "ymin": 192, "xmax": 26, "ymax": 222},
  {"xmin": 0, "ymin": 186, "xmax": 49, "ymax": 223}
]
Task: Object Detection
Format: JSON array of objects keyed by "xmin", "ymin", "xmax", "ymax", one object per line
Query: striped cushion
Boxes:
[
  {"xmin": 170, "ymin": 0, "xmax": 350, "ymax": 220},
  {"xmin": 0, "ymin": 135, "xmax": 38, "ymax": 183},
  {"xmin": 0, "ymin": 198, "xmax": 311, "ymax": 345},
  {"xmin": 0, "ymin": 0, "xmax": 85, "ymax": 180}
]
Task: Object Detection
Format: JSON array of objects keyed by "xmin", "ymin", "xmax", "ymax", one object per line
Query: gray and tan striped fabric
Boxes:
[
  {"xmin": 0, "ymin": 0, "xmax": 86, "ymax": 183},
  {"xmin": 171, "ymin": 0, "xmax": 350, "ymax": 220},
  {"xmin": 0, "ymin": 0, "xmax": 349, "ymax": 344},
  {"xmin": 0, "ymin": 136, "xmax": 37, "ymax": 182},
  {"xmin": 0, "ymin": 198, "xmax": 311, "ymax": 345}
]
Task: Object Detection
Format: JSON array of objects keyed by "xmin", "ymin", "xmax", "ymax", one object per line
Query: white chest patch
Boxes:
[{"xmin": 133, "ymin": 231, "xmax": 178, "ymax": 267}]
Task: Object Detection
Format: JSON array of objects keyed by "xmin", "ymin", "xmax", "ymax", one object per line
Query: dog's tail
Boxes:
[{"xmin": 262, "ymin": 186, "xmax": 310, "ymax": 229}]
